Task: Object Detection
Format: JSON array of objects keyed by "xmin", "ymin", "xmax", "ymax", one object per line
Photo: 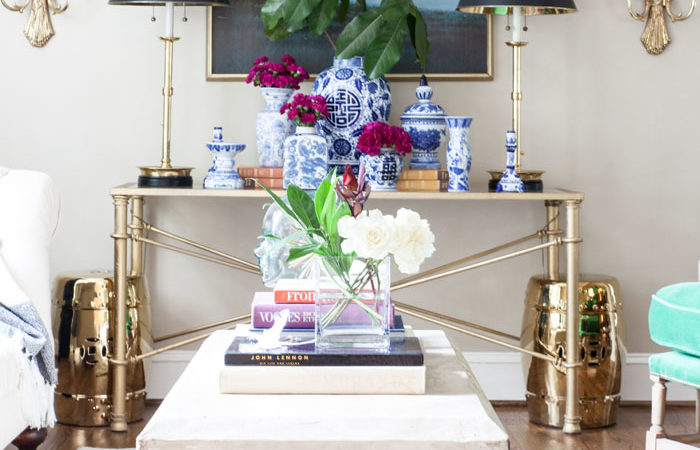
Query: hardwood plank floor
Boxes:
[{"xmin": 4, "ymin": 402, "xmax": 696, "ymax": 450}]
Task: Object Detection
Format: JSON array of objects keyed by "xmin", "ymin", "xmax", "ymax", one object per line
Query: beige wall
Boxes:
[{"xmin": 1, "ymin": 1, "xmax": 698, "ymax": 354}]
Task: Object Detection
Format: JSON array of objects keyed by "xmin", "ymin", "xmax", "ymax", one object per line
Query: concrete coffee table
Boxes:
[{"xmin": 137, "ymin": 328, "xmax": 509, "ymax": 449}]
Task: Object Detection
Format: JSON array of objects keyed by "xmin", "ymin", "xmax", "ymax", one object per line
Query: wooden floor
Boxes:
[{"xmin": 5, "ymin": 402, "xmax": 697, "ymax": 450}]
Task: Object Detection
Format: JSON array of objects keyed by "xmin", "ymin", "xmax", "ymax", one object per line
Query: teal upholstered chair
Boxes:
[{"xmin": 647, "ymin": 282, "xmax": 700, "ymax": 450}]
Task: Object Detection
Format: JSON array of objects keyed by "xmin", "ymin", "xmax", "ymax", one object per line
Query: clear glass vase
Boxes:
[{"xmin": 314, "ymin": 255, "xmax": 391, "ymax": 350}]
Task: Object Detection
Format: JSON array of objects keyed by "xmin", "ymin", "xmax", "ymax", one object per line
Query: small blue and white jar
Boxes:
[
  {"xmin": 283, "ymin": 126, "xmax": 329, "ymax": 190},
  {"xmin": 203, "ymin": 126, "xmax": 246, "ymax": 189},
  {"xmin": 256, "ymin": 87, "xmax": 296, "ymax": 168},
  {"xmin": 400, "ymin": 75, "xmax": 446, "ymax": 170},
  {"xmin": 445, "ymin": 116, "xmax": 473, "ymax": 192},
  {"xmin": 313, "ymin": 57, "xmax": 391, "ymax": 172},
  {"xmin": 360, "ymin": 147, "xmax": 404, "ymax": 192}
]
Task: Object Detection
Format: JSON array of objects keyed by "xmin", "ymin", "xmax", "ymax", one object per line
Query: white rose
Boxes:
[
  {"xmin": 338, "ymin": 209, "xmax": 394, "ymax": 260},
  {"xmin": 389, "ymin": 208, "xmax": 435, "ymax": 274}
]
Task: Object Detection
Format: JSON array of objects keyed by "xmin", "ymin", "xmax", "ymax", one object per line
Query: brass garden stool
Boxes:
[
  {"xmin": 52, "ymin": 271, "xmax": 152, "ymax": 426},
  {"xmin": 521, "ymin": 275, "xmax": 623, "ymax": 428}
]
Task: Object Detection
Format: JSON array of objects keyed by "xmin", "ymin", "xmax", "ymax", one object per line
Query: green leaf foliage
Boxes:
[
  {"xmin": 288, "ymin": 243, "xmax": 321, "ymax": 262},
  {"xmin": 262, "ymin": 0, "xmax": 286, "ymax": 30},
  {"xmin": 408, "ymin": 4, "xmax": 430, "ymax": 71},
  {"xmin": 287, "ymin": 185, "xmax": 320, "ymax": 230},
  {"xmin": 364, "ymin": 17, "xmax": 407, "ymax": 80},
  {"xmin": 284, "ymin": 0, "xmax": 322, "ymax": 33},
  {"xmin": 335, "ymin": 9, "xmax": 383, "ymax": 60},
  {"xmin": 338, "ymin": 0, "xmax": 350, "ymax": 22},
  {"xmin": 314, "ymin": 178, "xmax": 331, "ymax": 223},
  {"xmin": 254, "ymin": 179, "xmax": 301, "ymax": 227},
  {"xmin": 309, "ymin": 0, "xmax": 338, "ymax": 36}
]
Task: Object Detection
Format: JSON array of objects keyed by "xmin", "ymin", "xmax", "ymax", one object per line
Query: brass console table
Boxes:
[{"xmin": 109, "ymin": 184, "xmax": 584, "ymax": 434}]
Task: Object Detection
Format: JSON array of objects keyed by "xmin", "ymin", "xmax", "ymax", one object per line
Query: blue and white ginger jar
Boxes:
[
  {"xmin": 359, "ymin": 147, "xmax": 404, "ymax": 192},
  {"xmin": 445, "ymin": 116, "xmax": 472, "ymax": 192},
  {"xmin": 256, "ymin": 87, "xmax": 296, "ymax": 168},
  {"xmin": 313, "ymin": 57, "xmax": 391, "ymax": 172},
  {"xmin": 283, "ymin": 126, "xmax": 329, "ymax": 190},
  {"xmin": 203, "ymin": 126, "xmax": 246, "ymax": 189},
  {"xmin": 400, "ymin": 75, "xmax": 446, "ymax": 170}
]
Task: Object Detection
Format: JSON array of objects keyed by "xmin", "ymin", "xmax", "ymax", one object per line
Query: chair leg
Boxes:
[
  {"xmin": 11, "ymin": 427, "xmax": 47, "ymax": 450},
  {"xmin": 646, "ymin": 376, "xmax": 667, "ymax": 450}
]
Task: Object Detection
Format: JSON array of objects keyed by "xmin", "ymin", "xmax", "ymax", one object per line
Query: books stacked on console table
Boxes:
[
  {"xmin": 397, "ymin": 169, "xmax": 448, "ymax": 192},
  {"xmin": 239, "ymin": 166, "xmax": 283, "ymax": 190},
  {"xmin": 220, "ymin": 284, "xmax": 425, "ymax": 395}
]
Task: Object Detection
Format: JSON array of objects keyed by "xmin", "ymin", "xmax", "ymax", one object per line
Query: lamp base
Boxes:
[
  {"xmin": 138, "ymin": 166, "xmax": 193, "ymax": 188},
  {"xmin": 488, "ymin": 170, "xmax": 544, "ymax": 193}
]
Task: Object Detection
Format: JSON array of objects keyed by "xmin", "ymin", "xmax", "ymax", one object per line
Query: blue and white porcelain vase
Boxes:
[
  {"xmin": 313, "ymin": 57, "xmax": 391, "ymax": 172},
  {"xmin": 360, "ymin": 147, "xmax": 404, "ymax": 192},
  {"xmin": 283, "ymin": 126, "xmax": 329, "ymax": 190},
  {"xmin": 445, "ymin": 116, "xmax": 472, "ymax": 192},
  {"xmin": 256, "ymin": 87, "xmax": 296, "ymax": 168},
  {"xmin": 400, "ymin": 75, "xmax": 446, "ymax": 170},
  {"xmin": 496, "ymin": 130, "xmax": 525, "ymax": 193},
  {"xmin": 203, "ymin": 126, "xmax": 246, "ymax": 189}
]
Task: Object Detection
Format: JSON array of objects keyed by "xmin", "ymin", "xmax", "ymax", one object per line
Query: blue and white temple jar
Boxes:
[
  {"xmin": 204, "ymin": 126, "xmax": 246, "ymax": 189},
  {"xmin": 445, "ymin": 116, "xmax": 473, "ymax": 192},
  {"xmin": 359, "ymin": 147, "xmax": 404, "ymax": 192},
  {"xmin": 400, "ymin": 76, "xmax": 446, "ymax": 170},
  {"xmin": 313, "ymin": 57, "xmax": 391, "ymax": 172},
  {"xmin": 283, "ymin": 126, "xmax": 328, "ymax": 190},
  {"xmin": 256, "ymin": 87, "xmax": 296, "ymax": 168}
]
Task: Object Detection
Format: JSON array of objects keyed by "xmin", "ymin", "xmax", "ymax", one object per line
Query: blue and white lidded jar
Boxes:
[
  {"xmin": 496, "ymin": 131, "xmax": 525, "ymax": 193},
  {"xmin": 283, "ymin": 126, "xmax": 329, "ymax": 190},
  {"xmin": 313, "ymin": 57, "xmax": 391, "ymax": 173},
  {"xmin": 203, "ymin": 126, "xmax": 246, "ymax": 189},
  {"xmin": 400, "ymin": 75, "xmax": 447, "ymax": 170},
  {"xmin": 359, "ymin": 147, "xmax": 404, "ymax": 192},
  {"xmin": 256, "ymin": 87, "xmax": 296, "ymax": 168},
  {"xmin": 445, "ymin": 116, "xmax": 472, "ymax": 192}
]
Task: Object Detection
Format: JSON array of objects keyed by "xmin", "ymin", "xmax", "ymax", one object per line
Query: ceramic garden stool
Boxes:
[{"xmin": 646, "ymin": 282, "xmax": 700, "ymax": 450}]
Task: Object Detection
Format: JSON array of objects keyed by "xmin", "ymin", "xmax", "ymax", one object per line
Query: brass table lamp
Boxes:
[
  {"xmin": 457, "ymin": 0, "xmax": 577, "ymax": 192},
  {"xmin": 109, "ymin": 0, "xmax": 229, "ymax": 188}
]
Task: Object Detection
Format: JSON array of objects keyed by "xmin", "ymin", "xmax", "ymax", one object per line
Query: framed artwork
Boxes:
[{"xmin": 206, "ymin": 0, "xmax": 492, "ymax": 81}]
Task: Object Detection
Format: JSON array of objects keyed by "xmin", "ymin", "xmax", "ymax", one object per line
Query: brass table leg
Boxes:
[
  {"xmin": 563, "ymin": 199, "xmax": 582, "ymax": 434},
  {"xmin": 131, "ymin": 196, "xmax": 144, "ymax": 277},
  {"xmin": 111, "ymin": 195, "xmax": 130, "ymax": 432},
  {"xmin": 545, "ymin": 200, "xmax": 560, "ymax": 281}
]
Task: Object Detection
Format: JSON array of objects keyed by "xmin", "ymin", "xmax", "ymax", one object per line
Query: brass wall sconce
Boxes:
[
  {"xmin": 628, "ymin": 0, "xmax": 695, "ymax": 55},
  {"xmin": 1, "ymin": 0, "xmax": 69, "ymax": 47}
]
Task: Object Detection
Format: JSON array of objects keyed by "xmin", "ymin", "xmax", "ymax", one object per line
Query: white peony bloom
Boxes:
[
  {"xmin": 338, "ymin": 209, "xmax": 394, "ymax": 260},
  {"xmin": 389, "ymin": 208, "xmax": 435, "ymax": 274}
]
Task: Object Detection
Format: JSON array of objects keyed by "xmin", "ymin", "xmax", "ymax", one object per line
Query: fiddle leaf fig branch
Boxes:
[{"xmin": 261, "ymin": 0, "xmax": 430, "ymax": 79}]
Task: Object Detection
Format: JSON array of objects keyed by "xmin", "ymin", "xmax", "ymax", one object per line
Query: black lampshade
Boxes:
[
  {"xmin": 457, "ymin": 0, "xmax": 576, "ymax": 15},
  {"xmin": 109, "ymin": 0, "xmax": 229, "ymax": 6}
]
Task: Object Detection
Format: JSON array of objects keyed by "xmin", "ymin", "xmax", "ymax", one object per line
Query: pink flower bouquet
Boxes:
[
  {"xmin": 245, "ymin": 54, "xmax": 309, "ymax": 90},
  {"xmin": 357, "ymin": 121, "xmax": 412, "ymax": 156},
  {"xmin": 280, "ymin": 93, "xmax": 329, "ymax": 127}
]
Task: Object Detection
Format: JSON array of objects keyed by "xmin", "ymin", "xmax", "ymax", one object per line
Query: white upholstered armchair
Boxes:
[{"xmin": 0, "ymin": 168, "xmax": 60, "ymax": 449}]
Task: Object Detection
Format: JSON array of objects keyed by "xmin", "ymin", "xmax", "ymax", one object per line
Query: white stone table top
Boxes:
[{"xmin": 137, "ymin": 328, "xmax": 509, "ymax": 450}]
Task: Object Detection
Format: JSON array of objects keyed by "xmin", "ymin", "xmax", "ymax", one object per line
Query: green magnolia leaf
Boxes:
[
  {"xmin": 288, "ymin": 243, "xmax": 321, "ymax": 262},
  {"xmin": 309, "ymin": 0, "xmax": 338, "ymax": 36},
  {"xmin": 408, "ymin": 4, "xmax": 430, "ymax": 70},
  {"xmin": 266, "ymin": 19, "xmax": 291, "ymax": 40},
  {"xmin": 284, "ymin": 0, "xmax": 322, "ymax": 32},
  {"xmin": 335, "ymin": 9, "xmax": 383, "ymax": 59},
  {"xmin": 378, "ymin": 0, "xmax": 410, "ymax": 22},
  {"xmin": 262, "ymin": 0, "xmax": 286, "ymax": 30},
  {"xmin": 314, "ymin": 178, "xmax": 331, "ymax": 223},
  {"xmin": 254, "ymin": 179, "xmax": 301, "ymax": 227},
  {"xmin": 328, "ymin": 200, "xmax": 351, "ymax": 239},
  {"xmin": 338, "ymin": 0, "xmax": 350, "ymax": 22},
  {"xmin": 364, "ymin": 18, "xmax": 407, "ymax": 80},
  {"xmin": 287, "ymin": 185, "xmax": 321, "ymax": 230}
]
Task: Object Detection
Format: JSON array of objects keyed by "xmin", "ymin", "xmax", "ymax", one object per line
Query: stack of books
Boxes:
[
  {"xmin": 397, "ymin": 169, "xmax": 448, "ymax": 192},
  {"xmin": 219, "ymin": 280, "xmax": 424, "ymax": 394},
  {"xmin": 239, "ymin": 166, "xmax": 284, "ymax": 190}
]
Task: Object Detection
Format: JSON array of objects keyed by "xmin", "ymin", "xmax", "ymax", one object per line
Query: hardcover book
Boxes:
[
  {"xmin": 238, "ymin": 166, "xmax": 284, "ymax": 179},
  {"xmin": 399, "ymin": 169, "xmax": 449, "ymax": 181},
  {"xmin": 397, "ymin": 179, "xmax": 448, "ymax": 192},
  {"xmin": 273, "ymin": 278, "xmax": 316, "ymax": 304},
  {"xmin": 224, "ymin": 335, "xmax": 423, "ymax": 367},
  {"xmin": 252, "ymin": 291, "xmax": 396, "ymax": 329},
  {"xmin": 244, "ymin": 177, "xmax": 284, "ymax": 190}
]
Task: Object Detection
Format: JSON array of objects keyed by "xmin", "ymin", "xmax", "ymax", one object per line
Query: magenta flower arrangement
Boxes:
[
  {"xmin": 357, "ymin": 121, "xmax": 412, "ymax": 156},
  {"xmin": 245, "ymin": 54, "xmax": 309, "ymax": 90},
  {"xmin": 280, "ymin": 93, "xmax": 329, "ymax": 127}
]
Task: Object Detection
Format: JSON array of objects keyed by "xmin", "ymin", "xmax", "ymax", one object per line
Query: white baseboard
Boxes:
[{"xmin": 147, "ymin": 351, "xmax": 698, "ymax": 402}]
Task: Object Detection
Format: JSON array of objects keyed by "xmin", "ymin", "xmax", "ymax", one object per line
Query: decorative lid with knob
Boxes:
[{"xmin": 400, "ymin": 75, "xmax": 446, "ymax": 121}]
